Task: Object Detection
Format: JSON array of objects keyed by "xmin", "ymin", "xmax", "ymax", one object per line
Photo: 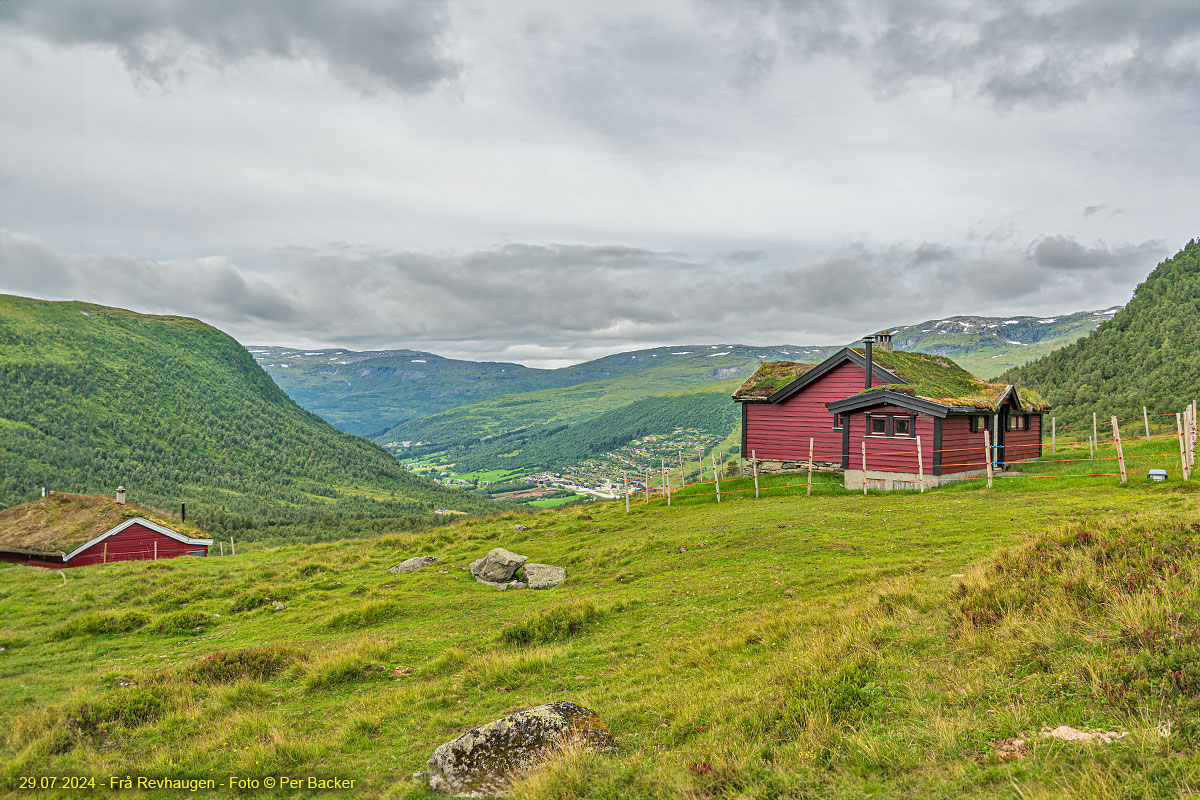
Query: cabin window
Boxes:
[
  {"xmin": 185, "ymin": 550, "xmax": 206, "ymax": 557},
  {"xmin": 833, "ymin": 413, "xmax": 845, "ymax": 430},
  {"xmin": 869, "ymin": 416, "xmax": 887, "ymax": 436},
  {"xmin": 893, "ymin": 417, "xmax": 912, "ymax": 437},
  {"xmin": 970, "ymin": 415, "xmax": 988, "ymax": 433}
]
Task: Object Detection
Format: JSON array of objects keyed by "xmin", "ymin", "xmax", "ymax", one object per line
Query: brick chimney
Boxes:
[{"xmin": 876, "ymin": 330, "xmax": 893, "ymax": 352}]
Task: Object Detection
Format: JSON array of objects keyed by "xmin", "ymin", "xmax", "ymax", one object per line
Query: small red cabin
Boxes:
[
  {"xmin": 733, "ymin": 335, "xmax": 1049, "ymax": 489},
  {"xmin": 0, "ymin": 493, "xmax": 213, "ymax": 568}
]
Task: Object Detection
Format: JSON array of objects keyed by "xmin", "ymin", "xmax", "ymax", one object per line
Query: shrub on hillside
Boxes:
[
  {"xmin": 189, "ymin": 646, "xmax": 302, "ymax": 684},
  {"xmin": 51, "ymin": 610, "xmax": 150, "ymax": 640},
  {"xmin": 321, "ymin": 600, "xmax": 399, "ymax": 630},
  {"xmin": 151, "ymin": 609, "xmax": 212, "ymax": 635},
  {"xmin": 499, "ymin": 603, "xmax": 604, "ymax": 646},
  {"xmin": 67, "ymin": 686, "xmax": 167, "ymax": 740}
]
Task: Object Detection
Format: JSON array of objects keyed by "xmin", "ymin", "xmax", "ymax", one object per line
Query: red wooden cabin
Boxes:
[
  {"xmin": 733, "ymin": 334, "xmax": 1049, "ymax": 489},
  {"xmin": 0, "ymin": 493, "xmax": 212, "ymax": 568}
]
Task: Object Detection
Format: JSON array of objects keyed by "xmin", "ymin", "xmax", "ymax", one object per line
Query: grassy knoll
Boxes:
[{"xmin": 2, "ymin": 478, "xmax": 1199, "ymax": 798}]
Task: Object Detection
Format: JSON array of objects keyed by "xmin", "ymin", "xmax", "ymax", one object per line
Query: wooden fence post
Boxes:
[
  {"xmin": 154, "ymin": 541, "xmax": 158, "ymax": 561},
  {"xmin": 1178, "ymin": 414, "xmax": 1189, "ymax": 481},
  {"xmin": 644, "ymin": 471, "xmax": 650, "ymax": 504},
  {"xmin": 983, "ymin": 429, "xmax": 994, "ymax": 489},
  {"xmin": 663, "ymin": 460, "xmax": 671, "ymax": 506},
  {"xmin": 751, "ymin": 450, "xmax": 759, "ymax": 499},
  {"xmin": 1144, "ymin": 406, "xmax": 1151, "ymax": 443},
  {"xmin": 917, "ymin": 435, "xmax": 925, "ymax": 493},
  {"xmin": 1051, "ymin": 417, "xmax": 1056, "ymax": 455},
  {"xmin": 103, "ymin": 542, "xmax": 108, "ymax": 563},
  {"xmin": 1112, "ymin": 416, "xmax": 1128, "ymax": 484},
  {"xmin": 230, "ymin": 537, "xmax": 235, "ymax": 556},
  {"xmin": 1093, "ymin": 412, "xmax": 1098, "ymax": 448},
  {"xmin": 623, "ymin": 471, "xmax": 630, "ymax": 513},
  {"xmin": 697, "ymin": 450, "xmax": 704, "ymax": 483},
  {"xmin": 220, "ymin": 541, "xmax": 224, "ymax": 557},
  {"xmin": 711, "ymin": 454, "xmax": 721, "ymax": 503},
  {"xmin": 1089, "ymin": 435, "xmax": 1094, "ymax": 461},
  {"xmin": 861, "ymin": 441, "xmax": 868, "ymax": 495},
  {"xmin": 807, "ymin": 438, "xmax": 814, "ymax": 497},
  {"xmin": 679, "ymin": 451, "xmax": 685, "ymax": 484}
]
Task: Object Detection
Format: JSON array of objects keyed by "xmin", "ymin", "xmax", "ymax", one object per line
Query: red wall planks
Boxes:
[
  {"xmin": 67, "ymin": 522, "xmax": 207, "ymax": 567},
  {"xmin": 744, "ymin": 361, "xmax": 886, "ymax": 462}
]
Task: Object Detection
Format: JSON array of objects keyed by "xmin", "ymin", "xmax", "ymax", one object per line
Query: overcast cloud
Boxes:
[{"xmin": 0, "ymin": 0, "xmax": 1196, "ymax": 366}]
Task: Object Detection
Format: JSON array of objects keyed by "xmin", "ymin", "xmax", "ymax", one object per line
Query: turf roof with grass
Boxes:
[
  {"xmin": 731, "ymin": 361, "xmax": 817, "ymax": 401},
  {"xmin": 850, "ymin": 348, "xmax": 1051, "ymax": 410},
  {"xmin": 0, "ymin": 492, "xmax": 203, "ymax": 556}
]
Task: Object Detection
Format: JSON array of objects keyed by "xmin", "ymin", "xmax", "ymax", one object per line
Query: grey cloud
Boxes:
[
  {"xmin": 709, "ymin": 0, "xmax": 1200, "ymax": 106},
  {"xmin": 0, "ymin": 0, "xmax": 460, "ymax": 94},
  {"xmin": 0, "ymin": 229, "xmax": 1168, "ymax": 364}
]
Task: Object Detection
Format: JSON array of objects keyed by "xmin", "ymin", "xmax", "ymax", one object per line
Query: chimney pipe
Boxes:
[
  {"xmin": 863, "ymin": 336, "xmax": 874, "ymax": 391},
  {"xmin": 116, "ymin": 486, "xmax": 126, "ymax": 505},
  {"xmin": 181, "ymin": 502, "xmax": 186, "ymax": 522}
]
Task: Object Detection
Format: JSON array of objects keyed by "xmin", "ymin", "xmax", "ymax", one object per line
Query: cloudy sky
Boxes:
[{"xmin": 1, "ymin": 0, "xmax": 1197, "ymax": 367}]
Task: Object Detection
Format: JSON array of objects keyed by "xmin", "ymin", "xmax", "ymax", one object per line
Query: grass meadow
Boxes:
[{"xmin": 2, "ymin": 466, "xmax": 1199, "ymax": 798}]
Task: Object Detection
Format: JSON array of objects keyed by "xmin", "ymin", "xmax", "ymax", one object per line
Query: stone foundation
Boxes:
[
  {"xmin": 842, "ymin": 468, "xmax": 991, "ymax": 491},
  {"xmin": 741, "ymin": 459, "xmax": 841, "ymax": 476}
]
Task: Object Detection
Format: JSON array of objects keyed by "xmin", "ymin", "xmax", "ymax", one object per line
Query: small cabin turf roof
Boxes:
[
  {"xmin": 0, "ymin": 492, "xmax": 202, "ymax": 557},
  {"xmin": 732, "ymin": 361, "xmax": 817, "ymax": 401},
  {"xmin": 851, "ymin": 348, "xmax": 1050, "ymax": 411}
]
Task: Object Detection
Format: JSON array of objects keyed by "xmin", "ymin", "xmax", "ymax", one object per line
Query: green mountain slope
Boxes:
[
  {"xmin": 1003, "ymin": 239, "xmax": 1200, "ymax": 427},
  {"xmin": 0, "ymin": 295, "xmax": 495, "ymax": 540},
  {"xmin": 428, "ymin": 381, "xmax": 743, "ymax": 475}
]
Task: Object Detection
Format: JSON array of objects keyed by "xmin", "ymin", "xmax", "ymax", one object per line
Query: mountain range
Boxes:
[{"xmin": 253, "ymin": 308, "xmax": 1114, "ymax": 437}]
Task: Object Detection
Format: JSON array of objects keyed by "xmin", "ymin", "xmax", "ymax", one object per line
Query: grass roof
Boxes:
[
  {"xmin": 0, "ymin": 492, "xmax": 203, "ymax": 557},
  {"xmin": 732, "ymin": 361, "xmax": 817, "ymax": 401},
  {"xmin": 854, "ymin": 348, "xmax": 1051, "ymax": 411}
]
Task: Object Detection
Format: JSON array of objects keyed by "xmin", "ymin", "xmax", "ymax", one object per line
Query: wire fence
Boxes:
[{"xmin": 611, "ymin": 401, "xmax": 1197, "ymax": 511}]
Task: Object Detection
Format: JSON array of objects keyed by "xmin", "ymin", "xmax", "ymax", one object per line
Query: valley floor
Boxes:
[{"xmin": 2, "ymin": 480, "xmax": 1199, "ymax": 798}]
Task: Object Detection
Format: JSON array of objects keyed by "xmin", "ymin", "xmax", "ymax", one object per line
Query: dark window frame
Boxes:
[
  {"xmin": 868, "ymin": 415, "xmax": 888, "ymax": 436},
  {"xmin": 833, "ymin": 412, "xmax": 845, "ymax": 430},
  {"xmin": 893, "ymin": 416, "xmax": 914, "ymax": 437}
]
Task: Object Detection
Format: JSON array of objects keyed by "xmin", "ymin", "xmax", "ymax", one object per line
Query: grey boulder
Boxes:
[
  {"xmin": 523, "ymin": 563, "xmax": 567, "ymax": 589},
  {"xmin": 470, "ymin": 548, "xmax": 527, "ymax": 583},
  {"xmin": 389, "ymin": 556, "xmax": 440, "ymax": 574},
  {"xmin": 425, "ymin": 701, "xmax": 616, "ymax": 797}
]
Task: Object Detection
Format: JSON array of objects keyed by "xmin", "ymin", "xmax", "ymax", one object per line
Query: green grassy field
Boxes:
[{"xmin": 2, "ymin": 470, "xmax": 1199, "ymax": 798}]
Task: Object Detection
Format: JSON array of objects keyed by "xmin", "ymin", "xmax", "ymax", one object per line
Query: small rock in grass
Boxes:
[
  {"xmin": 389, "ymin": 556, "xmax": 440, "ymax": 574},
  {"xmin": 393, "ymin": 666, "xmax": 415, "ymax": 677},
  {"xmin": 425, "ymin": 701, "xmax": 617, "ymax": 797},
  {"xmin": 514, "ymin": 524, "xmax": 531, "ymax": 532},
  {"xmin": 523, "ymin": 563, "xmax": 566, "ymax": 589},
  {"xmin": 273, "ymin": 604, "xmax": 287, "ymax": 611},
  {"xmin": 678, "ymin": 546, "xmax": 688, "ymax": 553},
  {"xmin": 951, "ymin": 573, "xmax": 965, "ymax": 578},
  {"xmin": 990, "ymin": 737, "xmax": 1029, "ymax": 761},
  {"xmin": 507, "ymin": 580, "xmax": 528, "ymax": 590},
  {"xmin": 1040, "ymin": 726, "xmax": 1128, "ymax": 745}
]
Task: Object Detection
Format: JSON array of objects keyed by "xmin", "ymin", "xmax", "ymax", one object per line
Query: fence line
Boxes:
[{"xmin": 611, "ymin": 403, "xmax": 1195, "ymax": 511}]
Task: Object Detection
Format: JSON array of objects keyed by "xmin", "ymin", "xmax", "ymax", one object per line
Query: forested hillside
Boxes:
[
  {"xmin": 425, "ymin": 385, "xmax": 741, "ymax": 474},
  {"xmin": 1004, "ymin": 239, "xmax": 1200, "ymax": 426},
  {"xmin": 0, "ymin": 295, "xmax": 496, "ymax": 542}
]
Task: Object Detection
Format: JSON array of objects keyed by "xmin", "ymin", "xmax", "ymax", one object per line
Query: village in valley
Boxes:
[{"xmin": 388, "ymin": 426, "xmax": 734, "ymax": 505}]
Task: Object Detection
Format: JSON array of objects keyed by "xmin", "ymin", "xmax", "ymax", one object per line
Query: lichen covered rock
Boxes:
[
  {"xmin": 522, "ymin": 563, "xmax": 567, "ymax": 589},
  {"xmin": 425, "ymin": 701, "xmax": 616, "ymax": 797},
  {"xmin": 389, "ymin": 556, "xmax": 439, "ymax": 574},
  {"xmin": 469, "ymin": 548, "xmax": 528, "ymax": 583}
]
